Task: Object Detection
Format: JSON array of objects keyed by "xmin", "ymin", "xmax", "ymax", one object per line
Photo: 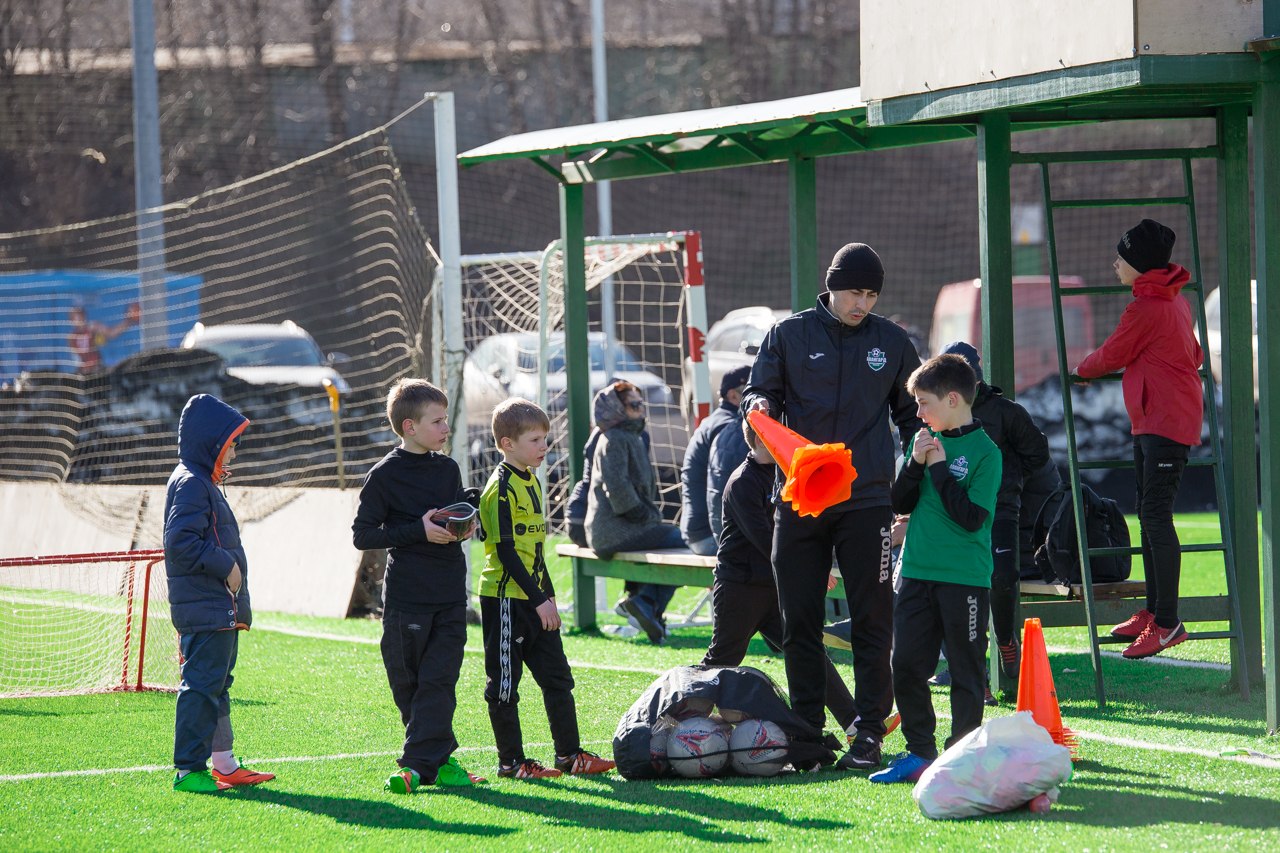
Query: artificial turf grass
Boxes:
[
  {"xmin": 3, "ymin": 513, "xmax": 1274, "ymax": 850},
  {"xmin": 4, "ymin": 615, "xmax": 1278, "ymax": 852}
]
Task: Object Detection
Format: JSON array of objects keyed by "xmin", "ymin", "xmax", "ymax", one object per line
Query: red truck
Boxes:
[{"xmin": 928, "ymin": 275, "xmax": 1096, "ymax": 394}]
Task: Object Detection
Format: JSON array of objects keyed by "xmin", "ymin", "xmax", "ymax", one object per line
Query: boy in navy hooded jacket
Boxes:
[{"xmin": 164, "ymin": 394, "xmax": 274, "ymax": 792}]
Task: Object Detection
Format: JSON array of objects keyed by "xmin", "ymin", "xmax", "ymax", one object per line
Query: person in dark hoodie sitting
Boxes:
[
  {"xmin": 937, "ymin": 341, "xmax": 1052, "ymax": 693},
  {"xmin": 586, "ymin": 381, "xmax": 683, "ymax": 644},
  {"xmin": 680, "ymin": 364, "xmax": 752, "ymax": 555},
  {"xmin": 164, "ymin": 394, "xmax": 275, "ymax": 793}
]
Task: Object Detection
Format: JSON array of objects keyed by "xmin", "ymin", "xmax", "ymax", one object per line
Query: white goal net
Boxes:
[
  {"xmin": 0, "ymin": 551, "xmax": 180, "ymax": 697},
  {"xmin": 448, "ymin": 232, "xmax": 706, "ymax": 527}
]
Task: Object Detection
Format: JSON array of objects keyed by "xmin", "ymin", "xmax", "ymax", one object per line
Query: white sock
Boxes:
[
  {"xmin": 176, "ymin": 769, "xmax": 191, "ymax": 780},
  {"xmin": 845, "ymin": 722, "xmax": 859, "ymax": 737},
  {"xmin": 211, "ymin": 751, "xmax": 239, "ymax": 775}
]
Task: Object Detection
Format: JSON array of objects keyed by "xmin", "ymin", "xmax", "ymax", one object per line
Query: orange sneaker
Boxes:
[
  {"xmin": 883, "ymin": 711, "xmax": 901, "ymax": 737},
  {"xmin": 555, "ymin": 750, "xmax": 615, "ymax": 775},
  {"xmin": 212, "ymin": 765, "xmax": 276, "ymax": 787},
  {"xmin": 497, "ymin": 759, "xmax": 562, "ymax": 780},
  {"xmin": 1111, "ymin": 608, "xmax": 1154, "ymax": 640}
]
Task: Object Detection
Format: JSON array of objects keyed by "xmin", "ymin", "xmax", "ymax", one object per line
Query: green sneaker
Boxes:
[
  {"xmin": 436, "ymin": 756, "xmax": 488, "ymax": 787},
  {"xmin": 384, "ymin": 767, "xmax": 421, "ymax": 795},
  {"xmin": 173, "ymin": 770, "xmax": 230, "ymax": 792}
]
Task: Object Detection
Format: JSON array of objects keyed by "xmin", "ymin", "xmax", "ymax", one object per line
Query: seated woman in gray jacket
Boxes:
[{"xmin": 586, "ymin": 381, "xmax": 682, "ymax": 644}]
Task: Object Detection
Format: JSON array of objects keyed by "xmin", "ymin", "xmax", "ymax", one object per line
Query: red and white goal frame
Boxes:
[{"xmin": 0, "ymin": 550, "xmax": 180, "ymax": 698}]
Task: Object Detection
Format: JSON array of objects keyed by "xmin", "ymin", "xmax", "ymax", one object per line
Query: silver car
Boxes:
[
  {"xmin": 681, "ymin": 306, "xmax": 788, "ymax": 420},
  {"xmin": 464, "ymin": 331, "xmax": 687, "ymax": 471}
]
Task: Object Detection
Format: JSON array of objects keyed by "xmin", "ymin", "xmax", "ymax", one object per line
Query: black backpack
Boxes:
[{"xmin": 1032, "ymin": 483, "xmax": 1132, "ymax": 585}]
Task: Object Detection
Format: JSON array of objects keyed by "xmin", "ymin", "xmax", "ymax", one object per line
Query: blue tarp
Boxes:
[{"xmin": 0, "ymin": 269, "xmax": 202, "ymax": 380}]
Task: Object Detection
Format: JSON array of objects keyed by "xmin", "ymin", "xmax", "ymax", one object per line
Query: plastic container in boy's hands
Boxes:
[{"xmin": 433, "ymin": 502, "xmax": 478, "ymax": 538}]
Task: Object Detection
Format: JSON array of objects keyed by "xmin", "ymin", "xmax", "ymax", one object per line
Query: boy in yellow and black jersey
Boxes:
[{"xmin": 478, "ymin": 398, "xmax": 615, "ymax": 780}]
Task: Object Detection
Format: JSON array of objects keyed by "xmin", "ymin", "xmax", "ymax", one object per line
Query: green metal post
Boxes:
[
  {"xmin": 978, "ymin": 113, "xmax": 1015, "ymax": 393},
  {"xmin": 978, "ymin": 113, "xmax": 1016, "ymax": 696},
  {"xmin": 1217, "ymin": 105, "xmax": 1263, "ymax": 688},
  {"xmin": 561, "ymin": 183, "xmax": 595, "ymax": 630},
  {"xmin": 788, "ymin": 155, "xmax": 819, "ymax": 311},
  {"xmin": 1255, "ymin": 58, "xmax": 1280, "ymax": 734}
]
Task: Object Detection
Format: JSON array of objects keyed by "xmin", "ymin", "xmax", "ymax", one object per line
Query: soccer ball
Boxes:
[
  {"xmin": 666, "ymin": 716, "xmax": 730, "ymax": 778},
  {"xmin": 729, "ymin": 719, "xmax": 790, "ymax": 777},
  {"xmin": 718, "ymin": 707, "xmax": 749, "ymax": 724},
  {"xmin": 649, "ymin": 723, "xmax": 673, "ymax": 774}
]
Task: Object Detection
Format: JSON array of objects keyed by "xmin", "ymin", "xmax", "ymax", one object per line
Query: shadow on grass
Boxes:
[
  {"xmin": 0, "ymin": 707, "xmax": 61, "ymax": 717},
  {"xmin": 1061, "ymin": 759, "xmax": 1280, "ymax": 829},
  {"xmin": 229, "ymin": 785, "xmax": 514, "ymax": 836},
  {"xmin": 449, "ymin": 774, "xmax": 854, "ymax": 842},
  {"xmin": 1040, "ymin": 651, "xmax": 1263, "ymax": 737}
]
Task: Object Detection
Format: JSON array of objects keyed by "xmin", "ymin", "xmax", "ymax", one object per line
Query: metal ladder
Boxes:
[{"xmin": 1020, "ymin": 145, "xmax": 1251, "ymax": 708}]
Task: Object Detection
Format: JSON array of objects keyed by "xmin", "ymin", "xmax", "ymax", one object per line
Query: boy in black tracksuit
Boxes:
[
  {"xmin": 940, "ymin": 341, "xmax": 1052, "ymax": 685},
  {"xmin": 743, "ymin": 242, "xmax": 923, "ymax": 769},
  {"xmin": 871, "ymin": 354, "xmax": 1000, "ymax": 784},
  {"xmin": 701, "ymin": 416, "xmax": 858, "ymax": 733},
  {"xmin": 353, "ymin": 378, "xmax": 487, "ymax": 793}
]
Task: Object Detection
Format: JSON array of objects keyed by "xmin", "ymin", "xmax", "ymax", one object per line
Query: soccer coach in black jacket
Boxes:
[{"xmin": 743, "ymin": 243, "xmax": 923, "ymax": 768}]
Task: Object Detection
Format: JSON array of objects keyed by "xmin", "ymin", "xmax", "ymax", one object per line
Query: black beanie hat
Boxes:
[
  {"xmin": 1117, "ymin": 219, "xmax": 1176, "ymax": 273},
  {"xmin": 940, "ymin": 340, "xmax": 984, "ymax": 384},
  {"xmin": 825, "ymin": 243, "xmax": 885, "ymax": 293}
]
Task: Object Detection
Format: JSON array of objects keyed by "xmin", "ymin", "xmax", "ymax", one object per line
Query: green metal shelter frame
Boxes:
[{"xmin": 459, "ymin": 37, "xmax": 1280, "ymax": 731}]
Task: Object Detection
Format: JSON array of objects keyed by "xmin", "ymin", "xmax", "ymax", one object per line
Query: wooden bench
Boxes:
[{"xmin": 555, "ymin": 543, "xmax": 846, "ymax": 629}]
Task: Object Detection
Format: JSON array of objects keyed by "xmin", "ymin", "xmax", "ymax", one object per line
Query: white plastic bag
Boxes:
[{"xmin": 912, "ymin": 711, "xmax": 1073, "ymax": 820}]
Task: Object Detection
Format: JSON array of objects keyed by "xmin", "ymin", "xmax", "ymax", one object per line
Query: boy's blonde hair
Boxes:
[
  {"xmin": 386, "ymin": 378, "xmax": 448, "ymax": 437},
  {"xmin": 492, "ymin": 397, "xmax": 551, "ymax": 446},
  {"xmin": 906, "ymin": 353, "xmax": 977, "ymax": 404}
]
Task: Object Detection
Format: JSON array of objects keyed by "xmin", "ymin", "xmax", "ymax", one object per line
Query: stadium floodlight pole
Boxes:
[
  {"xmin": 129, "ymin": 0, "xmax": 168, "ymax": 350},
  {"xmin": 427, "ymin": 91, "xmax": 468, "ymax": 487},
  {"xmin": 591, "ymin": 0, "xmax": 618, "ymax": 381}
]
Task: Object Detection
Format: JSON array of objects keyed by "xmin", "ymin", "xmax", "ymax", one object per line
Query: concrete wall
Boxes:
[{"xmin": 0, "ymin": 483, "xmax": 365, "ymax": 618}]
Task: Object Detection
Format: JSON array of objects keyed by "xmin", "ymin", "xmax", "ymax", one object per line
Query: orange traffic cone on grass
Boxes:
[
  {"xmin": 1015, "ymin": 617, "xmax": 1079, "ymax": 759},
  {"xmin": 747, "ymin": 410, "xmax": 858, "ymax": 518}
]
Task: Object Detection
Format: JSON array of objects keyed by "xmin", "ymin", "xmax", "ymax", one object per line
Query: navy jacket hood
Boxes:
[{"xmin": 179, "ymin": 394, "xmax": 248, "ymax": 481}]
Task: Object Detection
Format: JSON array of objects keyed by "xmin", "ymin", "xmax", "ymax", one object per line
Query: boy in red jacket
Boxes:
[{"xmin": 1075, "ymin": 219, "xmax": 1202, "ymax": 659}]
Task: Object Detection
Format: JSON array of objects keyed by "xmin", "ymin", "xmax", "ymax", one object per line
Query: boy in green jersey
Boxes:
[
  {"xmin": 478, "ymin": 398, "xmax": 615, "ymax": 780},
  {"xmin": 871, "ymin": 354, "xmax": 1001, "ymax": 784}
]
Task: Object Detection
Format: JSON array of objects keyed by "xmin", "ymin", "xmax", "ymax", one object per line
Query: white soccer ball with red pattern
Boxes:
[
  {"xmin": 729, "ymin": 718, "xmax": 789, "ymax": 777},
  {"xmin": 666, "ymin": 716, "xmax": 730, "ymax": 778}
]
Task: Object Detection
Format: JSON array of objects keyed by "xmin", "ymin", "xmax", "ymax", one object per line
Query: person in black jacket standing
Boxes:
[
  {"xmin": 701, "ymin": 416, "xmax": 857, "ymax": 733},
  {"xmin": 743, "ymin": 243, "xmax": 923, "ymax": 770}
]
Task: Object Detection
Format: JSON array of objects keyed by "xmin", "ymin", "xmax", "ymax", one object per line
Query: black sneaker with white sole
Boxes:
[{"xmin": 836, "ymin": 734, "xmax": 882, "ymax": 771}]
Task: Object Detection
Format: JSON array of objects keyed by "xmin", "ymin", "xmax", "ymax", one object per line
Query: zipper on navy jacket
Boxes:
[{"xmin": 211, "ymin": 501, "xmax": 238, "ymax": 624}]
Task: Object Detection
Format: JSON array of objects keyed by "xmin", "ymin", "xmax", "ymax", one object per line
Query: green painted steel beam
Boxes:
[
  {"xmin": 868, "ymin": 55, "xmax": 1262, "ymax": 126},
  {"xmin": 560, "ymin": 183, "xmax": 593, "ymax": 630},
  {"xmin": 559, "ymin": 123, "xmax": 975, "ymax": 183},
  {"xmin": 1011, "ymin": 146, "xmax": 1219, "ymax": 164},
  {"xmin": 977, "ymin": 113, "xmax": 1014, "ymax": 394},
  {"xmin": 1255, "ymin": 60, "xmax": 1280, "ymax": 734},
  {"xmin": 1216, "ymin": 105, "xmax": 1261, "ymax": 691},
  {"xmin": 788, "ymin": 156, "xmax": 819, "ymax": 312}
]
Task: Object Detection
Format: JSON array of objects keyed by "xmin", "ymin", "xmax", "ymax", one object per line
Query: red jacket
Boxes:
[{"xmin": 1075, "ymin": 265, "xmax": 1203, "ymax": 446}]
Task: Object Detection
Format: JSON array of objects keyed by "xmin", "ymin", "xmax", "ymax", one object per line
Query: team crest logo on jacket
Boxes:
[
  {"xmin": 866, "ymin": 348, "xmax": 887, "ymax": 372},
  {"xmin": 949, "ymin": 456, "xmax": 969, "ymax": 480}
]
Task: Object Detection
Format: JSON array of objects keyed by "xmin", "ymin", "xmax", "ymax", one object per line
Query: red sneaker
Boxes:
[
  {"xmin": 497, "ymin": 759, "xmax": 563, "ymax": 780},
  {"xmin": 1122, "ymin": 621, "xmax": 1187, "ymax": 659},
  {"xmin": 212, "ymin": 765, "xmax": 276, "ymax": 787},
  {"xmin": 555, "ymin": 750, "xmax": 615, "ymax": 775},
  {"xmin": 1111, "ymin": 608, "xmax": 1154, "ymax": 640}
]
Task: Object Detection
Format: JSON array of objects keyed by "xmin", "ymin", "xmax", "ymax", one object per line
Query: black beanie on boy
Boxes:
[
  {"xmin": 1117, "ymin": 219, "xmax": 1176, "ymax": 273},
  {"xmin": 825, "ymin": 243, "xmax": 885, "ymax": 293}
]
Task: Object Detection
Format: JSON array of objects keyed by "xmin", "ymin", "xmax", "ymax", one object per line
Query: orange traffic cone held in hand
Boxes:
[
  {"xmin": 1016, "ymin": 617, "xmax": 1079, "ymax": 759},
  {"xmin": 746, "ymin": 410, "xmax": 858, "ymax": 518}
]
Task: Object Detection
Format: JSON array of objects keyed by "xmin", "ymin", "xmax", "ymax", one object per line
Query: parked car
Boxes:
[
  {"xmin": 929, "ymin": 276, "xmax": 1096, "ymax": 393},
  {"xmin": 681, "ymin": 306, "xmax": 789, "ymax": 421},
  {"xmin": 181, "ymin": 321, "xmax": 351, "ymax": 394},
  {"xmin": 1203, "ymin": 281, "xmax": 1258, "ymax": 401},
  {"xmin": 463, "ymin": 331, "xmax": 687, "ymax": 471}
]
